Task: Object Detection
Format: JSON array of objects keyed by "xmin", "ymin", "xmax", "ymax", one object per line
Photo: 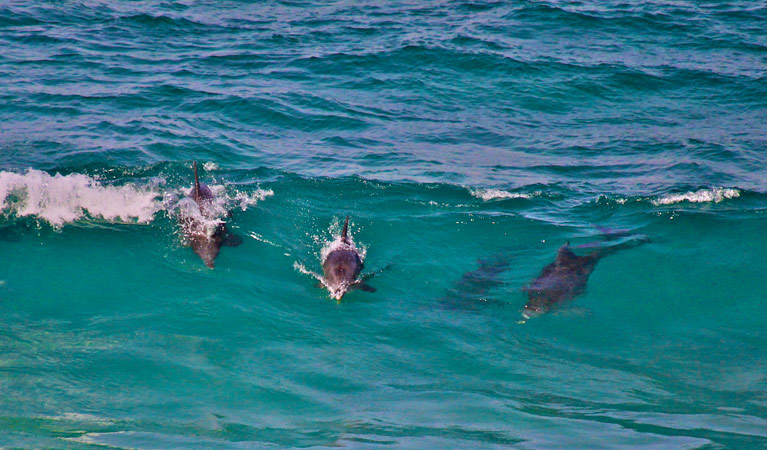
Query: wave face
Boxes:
[{"xmin": 1, "ymin": 1, "xmax": 767, "ymax": 449}]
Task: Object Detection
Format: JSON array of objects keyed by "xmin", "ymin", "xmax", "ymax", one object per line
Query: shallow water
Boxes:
[{"xmin": 1, "ymin": 1, "xmax": 766, "ymax": 449}]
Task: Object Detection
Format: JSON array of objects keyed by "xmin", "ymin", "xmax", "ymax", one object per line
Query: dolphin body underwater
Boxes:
[
  {"xmin": 320, "ymin": 216, "xmax": 376, "ymax": 301},
  {"xmin": 438, "ymin": 252, "xmax": 514, "ymax": 311},
  {"xmin": 521, "ymin": 234, "xmax": 648, "ymax": 320},
  {"xmin": 180, "ymin": 162, "xmax": 241, "ymax": 268}
]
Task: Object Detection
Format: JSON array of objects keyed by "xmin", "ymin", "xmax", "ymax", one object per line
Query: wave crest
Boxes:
[
  {"xmin": 0, "ymin": 169, "xmax": 161, "ymax": 228},
  {"xmin": 651, "ymin": 188, "xmax": 740, "ymax": 206},
  {"xmin": 470, "ymin": 188, "xmax": 539, "ymax": 201}
]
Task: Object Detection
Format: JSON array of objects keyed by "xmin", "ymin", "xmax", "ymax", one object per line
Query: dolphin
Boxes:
[
  {"xmin": 439, "ymin": 252, "xmax": 513, "ymax": 311},
  {"xmin": 181, "ymin": 162, "xmax": 241, "ymax": 268},
  {"xmin": 521, "ymin": 235, "xmax": 648, "ymax": 320},
  {"xmin": 320, "ymin": 216, "xmax": 376, "ymax": 301}
]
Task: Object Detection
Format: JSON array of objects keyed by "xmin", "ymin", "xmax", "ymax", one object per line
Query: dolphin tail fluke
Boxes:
[
  {"xmin": 341, "ymin": 216, "xmax": 350, "ymax": 242},
  {"xmin": 193, "ymin": 161, "xmax": 201, "ymax": 200}
]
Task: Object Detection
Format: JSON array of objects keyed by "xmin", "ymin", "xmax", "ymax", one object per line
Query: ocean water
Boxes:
[{"xmin": 1, "ymin": 1, "xmax": 766, "ymax": 449}]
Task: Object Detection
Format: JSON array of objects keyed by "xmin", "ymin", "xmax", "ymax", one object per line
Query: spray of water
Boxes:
[
  {"xmin": 0, "ymin": 169, "xmax": 162, "ymax": 228},
  {"xmin": 0, "ymin": 169, "xmax": 273, "ymax": 232}
]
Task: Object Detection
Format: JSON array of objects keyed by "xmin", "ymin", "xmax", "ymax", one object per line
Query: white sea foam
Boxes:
[
  {"xmin": 596, "ymin": 194, "xmax": 633, "ymax": 205},
  {"xmin": 652, "ymin": 188, "xmax": 740, "ymax": 206},
  {"xmin": 249, "ymin": 231, "xmax": 280, "ymax": 248},
  {"xmin": 173, "ymin": 197, "xmax": 225, "ymax": 240},
  {"xmin": 179, "ymin": 184, "xmax": 272, "ymax": 213},
  {"xmin": 167, "ymin": 184, "xmax": 273, "ymax": 241},
  {"xmin": 294, "ymin": 260, "xmax": 342, "ymax": 298},
  {"xmin": 0, "ymin": 169, "xmax": 162, "ymax": 228},
  {"xmin": 202, "ymin": 161, "xmax": 219, "ymax": 171},
  {"xmin": 169, "ymin": 185, "xmax": 229, "ymax": 241},
  {"xmin": 233, "ymin": 188, "xmax": 274, "ymax": 211},
  {"xmin": 471, "ymin": 188, "xmax": 537, "ymax": 201},
  {"xmin": 293, "ymin": 261, "xmax": 322, "ymax": 282},
  {"xmin": 319, "ymin": 218, "xmax": 366, "ymax": 263}
]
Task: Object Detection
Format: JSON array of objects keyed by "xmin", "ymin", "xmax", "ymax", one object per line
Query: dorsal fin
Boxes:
[
  {"xmin": 193, "ymin": 161, "xmax": 201, "ymax": 201},
  {"xmin": 341, "ymin": 216, "xmax": 350, "ymax": 243},
  {"xmin": 556, "ymin": 243, "xmax": 578, "ymax": 264}
]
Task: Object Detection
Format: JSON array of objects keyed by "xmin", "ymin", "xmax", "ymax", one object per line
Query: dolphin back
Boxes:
[{"xmin": 555, "ymin": 244, "xmax": 579, "ymax": 265}]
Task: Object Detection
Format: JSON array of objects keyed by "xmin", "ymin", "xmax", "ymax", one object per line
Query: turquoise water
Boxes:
[{"xmin": 1, "ymin": 1, "xmax": 767, "ymax": 448}]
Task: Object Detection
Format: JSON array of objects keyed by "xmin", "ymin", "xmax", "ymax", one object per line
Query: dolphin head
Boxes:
[
  {"xmin": 521, "ymin": 302, "xmax": 546, "ymax": 320},
  {"xmin": 182, "ymin": 215, "xmax": 226, "ymax": 269},
  {"xmin": 191, "ymin": 233, "xmax": 221, "ymax": 268},
  {"xmin": 520, "ymin": 286, "xmax": 553, "ymax": 319},
  {"xmin": 322, "ymin": 248, "xmax": 362, "ymax": 300}
]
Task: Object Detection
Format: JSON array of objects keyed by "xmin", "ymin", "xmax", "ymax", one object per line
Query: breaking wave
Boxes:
[
  {"xmin": 596, "ymin": 188, "xmax": 745, "ymax": 208},
  {"xmin": 470, "ymin": 188, "xmax": 540, "ymax": 201},
  {"xmin": 0, "ymin": 169, "xmax": 162, "ymax": 228},
  {"xmin": 651, "ymin": 188, "xmax": 740, "ymax": 206},
  {"xmin": 0, "ymin": 169, "xmax": 272, "ymax": 229}
]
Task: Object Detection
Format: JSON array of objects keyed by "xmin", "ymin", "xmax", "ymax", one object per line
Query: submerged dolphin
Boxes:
[
  {"xmin": 521, "ymin": 235, "xmax": 648, "ymax": 320},
  {"xmin": 439, "ymin": 252, "xmax": 513, "ymax": 311},
  {"xmin": 320, "ymin": 216, "xmax": 375, "ymax": 301},
  {"xmin": 181, "ymin": 162, "xmax": 241, "ymax": 268}
]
